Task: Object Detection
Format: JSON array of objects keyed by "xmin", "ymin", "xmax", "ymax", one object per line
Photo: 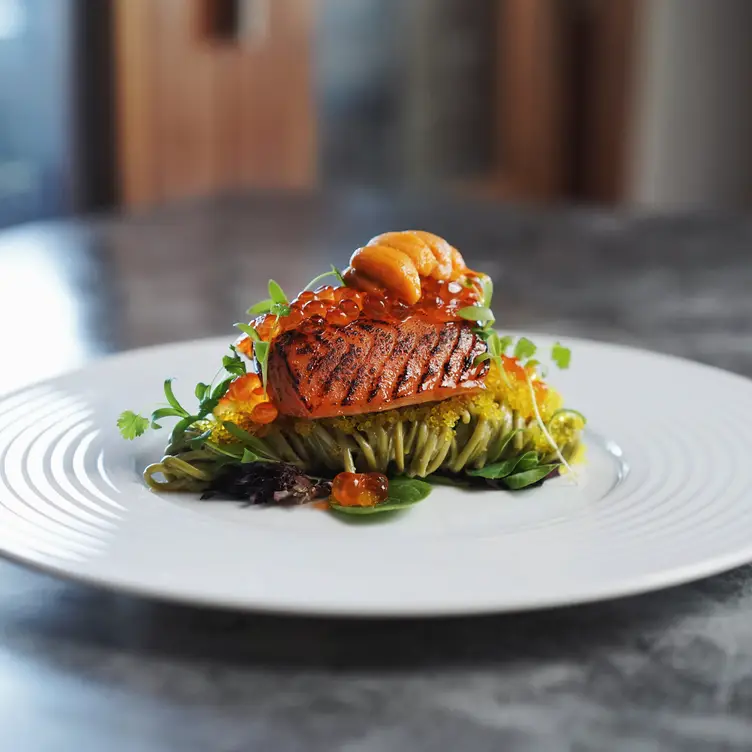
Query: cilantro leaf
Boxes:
[
  {"xmin": 551, "ymin": 342, "xmax": 572, "ymax": 369},
  {"xmin": 117, "ymin": 411, "xmax": 150, "ymax": 440},
  {"xmin": 513, "ymin": 337, "xmax": 537, "ymax": 362},
  {"xmin": 222, "ymin": 347, "xmax": 246, "ymax": 377},
  {"xmin": 457, "ymin": 305, "xmax": 496, "ymax": 323}
]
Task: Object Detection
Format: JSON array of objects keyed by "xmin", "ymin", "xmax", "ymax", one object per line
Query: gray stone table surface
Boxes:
[{"xmin": 1, "ymin": 191, "xmax": 752, "ymax": 751}]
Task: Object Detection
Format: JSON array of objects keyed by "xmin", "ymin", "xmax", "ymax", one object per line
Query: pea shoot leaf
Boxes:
[
  {"xmin": 150, "ymin": 406, "xmax": 186, "ymax": 429},
  {"xmin": 163, "ymin": 379, "xmax": 188, "ymax": 415},
  {"xmin": 247, "ymin": 299, "xmax": 274, "ymax": 316},
  {"xmin": 235, "ymin": 323, "xmax": 261, "ymax": 342},
  {"xmin": 253, "ymin": 341, "xmax": 270, "ymax": 391},
  {"xmin": 479, "ymin": 274, "xmax": 493, "ymax": 308},
  {"xmin": 268, "ymin": 280, "xmax": 288, "ymax": 305},
  {"xmin": 457, "ymin": 305, "xmax": 496, "ymax": 323}
]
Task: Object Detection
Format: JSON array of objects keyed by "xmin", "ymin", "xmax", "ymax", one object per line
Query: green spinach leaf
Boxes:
[{"xmin": 503, "ymin": 464, "xmax": 560, "ymax": 490}]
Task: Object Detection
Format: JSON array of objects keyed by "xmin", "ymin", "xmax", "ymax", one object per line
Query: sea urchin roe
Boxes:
[{"xmin": 332, "ymin": 472, "xmax": 389, "ymax": 507}]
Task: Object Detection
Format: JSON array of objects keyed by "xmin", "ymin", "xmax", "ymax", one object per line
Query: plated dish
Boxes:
[
  {"xmin": 119, "ymin": 231, "xmax": 586, "ymax": 514},
  {"xmin": 3, "ymin": 329, "xmax": 752, "ymax": 614}
]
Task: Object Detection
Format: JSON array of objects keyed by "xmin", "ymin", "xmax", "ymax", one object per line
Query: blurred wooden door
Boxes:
[
  {"xmin": 490, "ymin": 0, "xmax": 638, "ymax": 204},
  {"xmin": 115, "ymin": 0, "xmax": 315, "ymax": 207}
]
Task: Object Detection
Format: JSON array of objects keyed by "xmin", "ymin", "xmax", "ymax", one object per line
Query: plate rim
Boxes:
[{"xmin": 2, "ymin": 333, "xmax": 752, "ymax": 617}]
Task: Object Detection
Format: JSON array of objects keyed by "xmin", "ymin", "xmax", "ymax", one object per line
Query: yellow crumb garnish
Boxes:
[
  {"xmin": 484, "ymin": 359, "xmax": 562, "ymax": 422},
  {"xmin": 202, "ymin": 410, "xmax": 259, "ymax": 444},
  {"xmin": 330, "ymin": 393, "xmax": 484, "ymax": 435},
  {"xmin": 293, "ymin": 419, "xmax": 315, "ymax": 437},
  {"xmin": 205, "ymin": 359, "xmax": 582, "ymax": 453}
]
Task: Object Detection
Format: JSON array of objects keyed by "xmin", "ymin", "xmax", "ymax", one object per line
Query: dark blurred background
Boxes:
[{"xmin": 0, "ymin": 0, "xmax": 751, "ymax": 229}]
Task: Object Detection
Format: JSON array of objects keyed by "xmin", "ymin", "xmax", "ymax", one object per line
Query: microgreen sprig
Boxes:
[
  {"xmin": 305, "ymin": 265, "xmax": 346, "ymax": 291},
  {"xmin": 458, "ymin": 305, "xmax": 495, "ymax": 324},
  {"xmin": 117, "ymin": 342, "xmax": 247, "ymax": 442},
  {"xmin": 234, "ymin": 322, "xmax": 270, "ymax": 394},
  {"xmin": 461, "ymin": 272, "xmax": 575, "ymax": 479},
  {"xmin": 246, "ymin": 279, "xmax": 291, "ymax": 318}
]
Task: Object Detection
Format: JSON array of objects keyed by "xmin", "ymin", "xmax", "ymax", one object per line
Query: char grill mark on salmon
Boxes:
[
  {"xmin": 394, "ymin": 328, "xmax": 439, "ymax": 399},
  {"xmin": 268, "ymin": 316, "xmax": 489, "ymax": 419},
  {"xmin": 345, "ymin": 321, "xmax": 399, "ymax": 407},
  {"xmin": 419, "ymin": 322, "xmax": 461, "ymax": 394}
]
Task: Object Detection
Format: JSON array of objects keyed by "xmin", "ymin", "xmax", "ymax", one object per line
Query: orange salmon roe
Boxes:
[
  {"xmin": 332, "ymin": 472, "xmax": 389, "ymax": 507},
  {"xmin": 215, "ymin": 372, "xmax": 278, "ymax": 426},
  {"xmin": 237, "ymin": 275, "xmax": 485, "ymax": 348},
  {"xmin": 302, "ymin": 299, "xmax": 329, "ymax": 319}
]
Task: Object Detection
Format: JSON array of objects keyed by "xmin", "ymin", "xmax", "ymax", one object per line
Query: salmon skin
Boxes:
[{"xmin": 268, "ymin": 316, "xmax": 489, "ymax": 419}]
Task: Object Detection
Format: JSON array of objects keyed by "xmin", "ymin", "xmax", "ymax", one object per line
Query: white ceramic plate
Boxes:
[{"xmin": 2, "ymin": 334, "xmax": 752, "ymax": 616}]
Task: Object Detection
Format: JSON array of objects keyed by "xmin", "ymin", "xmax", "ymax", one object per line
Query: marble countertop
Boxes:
[{"xmin": 1, "ymin": 192, "xmax": 752, "ymax": 751}]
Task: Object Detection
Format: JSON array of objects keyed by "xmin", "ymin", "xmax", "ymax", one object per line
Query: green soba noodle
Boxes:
[{"xmin": 144, "ymin": 400, "xmax": 584, "ymax": 493}]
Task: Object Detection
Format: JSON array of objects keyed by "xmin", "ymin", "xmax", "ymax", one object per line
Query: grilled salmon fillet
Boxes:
[{"xmin": 268, "ymin": 316, "xmax": 489, "ymax": 419}]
